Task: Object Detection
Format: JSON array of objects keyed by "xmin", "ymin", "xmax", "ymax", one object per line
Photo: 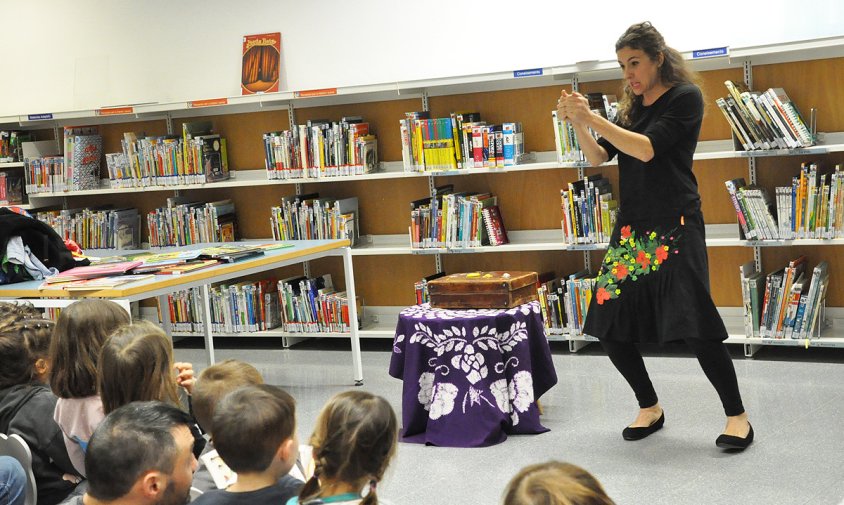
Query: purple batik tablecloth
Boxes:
[{"xmin": 389, "ymin": 301, "xmax": 557, "ymax": 447}]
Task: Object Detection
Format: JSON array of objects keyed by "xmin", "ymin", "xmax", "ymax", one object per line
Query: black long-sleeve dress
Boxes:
[{"xmin": 582, "ymin": 83, "xmax": 728, "ymax": 344}]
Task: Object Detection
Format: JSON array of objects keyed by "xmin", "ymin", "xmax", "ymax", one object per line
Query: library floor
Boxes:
[{"xmin": 174, "ymin": 337, "xmax": 844, "ymax": 505}]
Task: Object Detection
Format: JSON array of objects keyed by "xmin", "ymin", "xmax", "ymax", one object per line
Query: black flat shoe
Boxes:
[
  {"xmin": 622, "ymin": 411, "xmax": 665, "ymax": 441},
  {"xmin": 716, "ymin": 423, "xmax": 754, "ymax": 450}
]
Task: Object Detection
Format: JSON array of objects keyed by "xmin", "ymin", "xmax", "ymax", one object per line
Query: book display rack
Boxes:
[{"xmin": 4, "ymin": 36, "xmax": 844, "ymax": 357}]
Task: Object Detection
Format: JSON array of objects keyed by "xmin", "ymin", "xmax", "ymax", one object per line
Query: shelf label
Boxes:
[
  {"xmin": 97, "ymin": 106, "xmax": 134, "ymax": 116},
  {"xmin": 27, "ymin": 113, "xmax": 53, "ymax": 121},
  {"xmin": 294, "ymin": 88, "xmax": 338, "ymax": 98},
  {"xmin": 513, "ymin": 68, "xmax": 543, "ymax": 78},
  {"xmin": 189, "ymin": 98, "xmax": 229, "ymax": 108},
  {"xmin": 692, "ymin": 47, "xmax": 729, "ymax": 59}
]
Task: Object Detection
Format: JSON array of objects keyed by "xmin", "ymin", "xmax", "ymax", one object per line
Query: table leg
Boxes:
[
  {"xmin": 342, "ymin": 247, "xmax": 363, "ymax": 385},
  {"xmin": 158, "ymin": 295, "xmax": 173, "ymax": 346},
  {"xmin": 200, "ymin": 284, "xmax": 216, "ymax": 366},
  {"xmin": 113, "ymin": 299, "xmax": 132, "ymax": 315}
]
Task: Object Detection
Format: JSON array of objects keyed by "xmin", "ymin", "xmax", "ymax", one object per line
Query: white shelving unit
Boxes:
[{"xmin": 5, "ymin": 36, "xmax": 843, "ymax": 356}]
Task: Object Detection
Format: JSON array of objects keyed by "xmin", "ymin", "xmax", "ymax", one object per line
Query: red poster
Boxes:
[{"xmin": 241, "ymin": 32, "xmax": 281, "ymax": 95}]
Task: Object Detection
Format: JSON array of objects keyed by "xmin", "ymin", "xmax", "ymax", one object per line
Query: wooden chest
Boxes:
[{"xmin": 427, "ymin": 271, "xmax": 538, "ymax": 309}]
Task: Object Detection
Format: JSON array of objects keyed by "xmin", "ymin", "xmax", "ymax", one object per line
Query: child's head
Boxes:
[
  {"xmin": 300, "ymin": 391, "xmax": 397, "ymax": 505},
  {"xmin": 49, "ymin": 299, "xmax": 131, "ymax": 399},
  {"xmin": 15, "ymin": 319, "xmax": 56, "ymax": 383},
  {"xmin": 212, "ymin": 384, "xmax": 297, "ymax": 478},
  {"xmin": 0, "ymin": 301, "xmax": 41, "ymax": 332},
  {"xmin": 503, "ymin": 461, "xmax": 615, "ymax": 505},
  {"xmin": 0, "ymin": 302, "xmax": 54, "ymax": 385},
  {"xmin": 192, "ymin": 359, "xmax": 264, "ymax": 435},
  {"xmin": 0, "ymin": 330, "xmax": 33, "ymax": 389},
  {"xmin": 98, "ymin": 320, "xmax": 180, "ymax": 415}
]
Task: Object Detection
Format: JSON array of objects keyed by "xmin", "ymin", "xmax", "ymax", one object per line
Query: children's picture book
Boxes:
[
  {"xmin": 241, "ymin": 32, "xmax": 281, "ymax": 94},
  {"xmin": 199, "ymin": 450, "xmax": 237, "ymax": 490},
  {"xmin": 199, "ymin": 244, "xmax": 265, "ymax": 263},
  {"xmin": 58, "ymin": 274, "xmax": 155, "ymax": 291},
  {"xmin": 156, "ymin": 259, "xmax": 220, "ymax": 275},
  {"xmin": 43, "ymin": 260, "xmax": 144, "ymax": 283},
  {"xmin": 200, "ymin": 445, "xmax": 314, "ymax": 490}
]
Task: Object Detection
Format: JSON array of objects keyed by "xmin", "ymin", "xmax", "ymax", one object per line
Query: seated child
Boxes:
[
  {"xmin": 0, "ymin": 320, "xmax": 81, "ymax": 505},
  {"xmin": 289, "ymin": 391, "xmax": 398, "ymax": 505},
  {"xmin": 49, "ymin": 299, "xmax": 130, "ymax": 477},
  {"xmin": 191, "ymin": 359, "xmax": 303, "ymax": 497},
  {"xmin": 97, "ymin": 320, "xmax": 195, "ymax": 414},
  {"xmin": 193, "ymin": 385, "xmax": 298, "ymax": 505},
  {"xmin": 503, "ymin": 460, "xmax": 615, "ymax": 505}
]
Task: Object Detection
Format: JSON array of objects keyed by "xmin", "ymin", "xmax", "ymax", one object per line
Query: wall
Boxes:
[{"xmin": 1, "ymin": 0, "xmax": 842, "ymax": 116}]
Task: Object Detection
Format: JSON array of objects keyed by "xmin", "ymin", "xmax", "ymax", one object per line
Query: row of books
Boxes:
[
  {"xmin": 725, "ymin": 164, "xmax": 844, "ymax": 240},
  {"xmin": 400, "ymin": 111, "xmax": 525, "ymax": 172},
  {"xmin": 739, "ymin": 258, "xmax": 828, "ymax": 339},
  {"xmin": 25, "ymin": 127, "xmax": 103, "ymax": 193},
  {"xmin": 536, "ymin": 271, "xmax": 595, "ymax": 336},
  {"xmin": 263, "ymin": 117, "xmax": 378, "ymax": 179},
  {"xmin": 560, "ymin": 175, "xmax": 617, "ymax": 244},
  {"xmin": 112, "ymin": 122, "xmax": 229, "ymax": 188},
  {"xmin": 0, "ymin": 171, "xmax": 24, "ymax": 205},
  {"xmin": 552, "ymin": 93, "xmax": 617, "ymax": 164},
  {"xmin": 715, "ymin": 81, "xmax": 814, "ymax": 151},
  {"xmin": 166, "ymin": 274, "xmax": 356, "ymax": 334},
  {"xmin": 552, "ymin": 111, "xmax": 584, "ymax": 163},
  {"xmin": 167, "ymin": 279, "xmax": 281, "ymax": 334},
  {"xmin": 414, "ymin": 272, "xmax": 445, "ymax": 304},
  {"xmin": 36, "ymin": 207, "xmax": 140, "ymax": 250},
  {"xmin": 409, "ymin": 186, "xmax": 509, "ymax": 249},
  {"xmin": 147, "ymin": 198, "xmax": 238, "ymax": 247},
  {"xmin": 269, "ymin": 194, "xmax": 358, "ymax": 245},
  {"xmin": 278, "ymin": 274, "xmax": 355, "ymax": 333},
  {"xmin": 0, "ymin": 131, "xmax": 33, "ymax": 162}
]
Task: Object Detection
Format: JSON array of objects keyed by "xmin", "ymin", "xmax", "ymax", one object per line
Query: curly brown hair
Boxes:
[{"xmin": 615, "ymin": 21, "xmax": 701, "ymax": 126}]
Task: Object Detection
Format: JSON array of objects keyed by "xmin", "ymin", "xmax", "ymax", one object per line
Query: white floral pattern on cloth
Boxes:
[
  {"xmin": 450, "ymin": 345, "xmax": 488, "ymax": 384},
  {"xmin": 407, "ymin": 302, "xmax": 540, "ymax": 423},
  {"xmin": 401, "ymin": 301, "xmax": 541, "ymax": 321},
  {"xmin": 393, "ymin": 333, "xmax": 405, "ymax": 354},
  {"xmin": 488, "ymin": 371, "xmax": 535, "ymax": 425}
]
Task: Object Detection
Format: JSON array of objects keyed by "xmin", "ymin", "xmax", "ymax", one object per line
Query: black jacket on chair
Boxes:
[{"xmin": 0, "ymin": 208, "xmax": 87, "ymax": 278}]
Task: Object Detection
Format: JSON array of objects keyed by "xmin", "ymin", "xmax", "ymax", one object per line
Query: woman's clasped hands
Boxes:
[{"xmin": 556, "ymin": 89, "xmax": 592, "ymax": 125}]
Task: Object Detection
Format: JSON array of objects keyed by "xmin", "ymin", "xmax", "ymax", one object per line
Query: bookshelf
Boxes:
[{"xmin": 4, "ymin": 38, "xmax": 844, "ymax": 356}]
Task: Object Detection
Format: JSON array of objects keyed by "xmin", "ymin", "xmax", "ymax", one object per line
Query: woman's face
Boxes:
[{"xmin": 617, "ymin": 46, "xmax": 664, "ymax": 101}]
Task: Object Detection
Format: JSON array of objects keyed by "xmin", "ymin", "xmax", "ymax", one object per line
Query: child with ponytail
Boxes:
[{"xmin": 288, "ymin": 391, "xmax": 397, "ymax": 505}]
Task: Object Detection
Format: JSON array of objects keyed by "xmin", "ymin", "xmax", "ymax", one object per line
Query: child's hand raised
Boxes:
[{"xmin": 174, "ymin": 362, "xmax": 196, "ymax": 395}]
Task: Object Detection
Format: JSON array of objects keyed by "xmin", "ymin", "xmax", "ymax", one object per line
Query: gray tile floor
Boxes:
[{"xmin": 174, "ymin": 338, "xmax": 844, "ymax": 505}]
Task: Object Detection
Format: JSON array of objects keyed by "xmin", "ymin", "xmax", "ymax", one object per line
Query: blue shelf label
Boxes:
[
  {"xmin": 514, "ymin": 68, "xmax": 543, "ymax": 78},
  {"xmin": 27, "ymin": 113, "xmax": 53, "ymax": 120},
  {"xmin": 692, "ymin": 47, "xmax": 728, "ymax": 59}
]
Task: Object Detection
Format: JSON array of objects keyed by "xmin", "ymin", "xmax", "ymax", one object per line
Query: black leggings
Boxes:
[{"xmin": 600, "ymin": 338, "xmax": 745, "ymax": 417}]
